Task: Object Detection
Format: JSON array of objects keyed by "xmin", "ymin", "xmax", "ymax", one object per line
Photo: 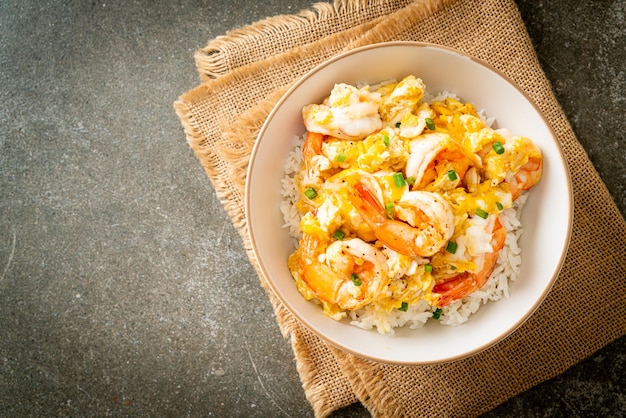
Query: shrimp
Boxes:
[
  {"xmin": 482, "ymin": 134, "xmax": 543, "ymax": 200},
  {"xmin": 405, "ymin": 133, "xmax": 476, "ymax": 190},
  {"xmin": 349, "ymin": 182, "xmax": 454, "ymax": 257},
  {"xmin": 303, "ymin": 131, "xmax": 325, "ymax": 173},
  {"xmin": 297, "ymin": 233, "xmax": 389, "ymax": 311},
  {"xmin": 431, "ymin": 216, "xmax": 506, "ymax": 307},
  {"xmin": 302, "ymin": 83, "xmax": 382, "ymax": 140},
  {"xmin": 507, "ymin": 157, "xmax": 542, "ymax": 200},
  {"xmin": 301, "ymin": 131, "xmax": 338, "ymax": 185}
]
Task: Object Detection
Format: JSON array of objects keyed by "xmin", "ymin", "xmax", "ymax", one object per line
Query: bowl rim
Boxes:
[{"xmin": 245, "ymin": 41, "xmax": 573, "ymax": 365}]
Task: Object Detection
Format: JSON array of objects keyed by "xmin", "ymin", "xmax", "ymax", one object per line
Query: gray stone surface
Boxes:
[{"xmin": 0, "ymin": 1, "xmax": 623, "ymax": 416}]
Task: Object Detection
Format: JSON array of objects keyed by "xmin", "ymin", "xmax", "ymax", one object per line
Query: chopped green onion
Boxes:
[
  {"xmin": 424, "ymin": 263, "xmax": 433, "ymax": 273},
  {"xmin": 432, "ymin": 308, "xmax": 442, "ymax": 320},
  {"xmin": 475, "ymin": 208, "xmax": 489, "ymax": 219},
  {"xmin": 385, "ymin": 201, "xmax": 395, "ymax": 219},
  {"xmin": 395, "ymin": 122, "xmax": 401, "ymax": 128},
  {"xmin": 446, "ymin": 241, "xmax": 458, "ymax": 254},
  {"xmin": 405, "ymin": 176, "xmax": 416, "ymax": 186},
  {"xmin": 496, "ymin": 201, "xmax": 504, "ymax": 211},
  {"xmin": 399, "ymin": 302, "xmax": 409, "ymax": 312},
  {"xmin": 492, "ymin": 141, "xmax": 505, "ymax": 155},
  {"xmin": 450, "ymin": 265, "xmax": 457, "ymax": 270},
  {"xmin": 392, "ymin": 172, "xmax": 406, "ymax": 188},
  {"xmin": 304, "ymin": 187, "xmax": 317, "ymax": 200},
  {"xmin": 382, "ymin": 134, "xmax": 390, "ymax": 147},
  {"xmin": 425, "ymin": 117, "xmax": 436, "ymax": 130},
  {"xmin": 333, "ymin": 230, "xmax": 345, "ymax": 240},
  {"xmin": 447, "ymin": 169, "xmax": 458, "ymax": 181},
  {"xmin": 335, "ymin": 153, "xmax": 346, "ymax": 162},
  {"xmin": 350, "ymin": 273, "xmax": 362, "ymax": 286}
]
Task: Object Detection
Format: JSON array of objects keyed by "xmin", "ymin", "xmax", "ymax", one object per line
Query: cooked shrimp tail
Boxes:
[
  {"xmin": 298, "ymin": 233, "xmax": 389, "ymax": 311},
  {"xmin": 303, "ymin": 131, "xmax": 325, "ymax": 172},
  {"xmin": 349, "ymin": 182, "xmax": 454, "ymax": 257},
  {"xmin": 432, "ymin": 216, "xmax": 506, "ymax": 307},
  {"xmin": 508, "ymin": 157, "xmax": 542, "ymax": 200}
]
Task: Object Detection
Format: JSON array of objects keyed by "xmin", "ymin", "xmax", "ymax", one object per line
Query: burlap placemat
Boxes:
[{"xmin": 174, "ymin": 0, "xmax": 626, "ymax": 416}]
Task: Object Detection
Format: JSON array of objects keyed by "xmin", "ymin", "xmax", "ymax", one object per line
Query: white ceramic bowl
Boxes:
[{"xmin": 245, "ymin": 42, "xmax": 572, "ymax": 365}]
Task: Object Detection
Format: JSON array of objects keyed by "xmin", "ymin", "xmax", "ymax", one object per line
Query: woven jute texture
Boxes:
[{"xmin": 174, "ymin": 0, "xmax": 626, "ymax": 416}]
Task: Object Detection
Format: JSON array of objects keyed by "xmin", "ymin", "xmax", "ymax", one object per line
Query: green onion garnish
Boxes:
[
  {"xmin": 382, "ymin": 135, "xmax": 390, "ymax": 147},
  {"xmin": 492, "ymin": 141, "xmax": 505, "ymax": 155},
  {"xmin": 475, "ymin": 208, "xmax": 489, "ymax": 219},
  {"xmin": 496, "ymin": 201, "xmax": 504, "ymax": 211},
  {"xmin": 395, "ymin": 122, "xmax": 401, "ymax": 128},
  {"xmin": 333, "ymin": 230, "xmax": 345, "ymax": 240},
  {"xmin": 405, "ymin": 176, "xmax": 416, "ymax": 186},
  {"xmin": 335, "ymin": 153, "xmax": 346, "ymax": 162},
  {"xmin": 424, "ymin": 263, "xmax": 433, "ymax": 273},
  {"xmin": 399, "ymin": 302, "xmax": 409, "ymax": 312},
  {"xmin": 450, "ymin": 265, "xmax": 457, "ymax": 270},
  {"xmin": 351, "ymin": 273, "xmax": 362, "ymax": 286},
  {"xmin": 425, "ymin": 117, "xmax": 436, "ymax": 130},
  {"xmin": 385, "ymin": 201, "xmax": 395, "ymax": 219},
  {"xmin": 446, "ymin": 241, "xmax": 458, "ymax": 254},
  {"xmin": 392, "ymin": 172, "xmax": 406, "ymax": 188},
  {"xmin": 304, "ymin": 187, "xmax": 317, "ymax": 200},
  {"xmin": 447, "ymin": 169, "xmax": 458, "ymax": 181},
  {"xmin": 432, "ymin": 308, "xmax": 442, "ymax": 319}
]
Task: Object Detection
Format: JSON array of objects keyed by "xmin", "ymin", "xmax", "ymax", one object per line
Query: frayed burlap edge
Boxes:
[
  {"xmin": 195, "ymin": 0, "xmax": 414, "ymax": 80},
  {"xmin": 343, "ymin": 0, "xmax": 456, "ymax": 49}
]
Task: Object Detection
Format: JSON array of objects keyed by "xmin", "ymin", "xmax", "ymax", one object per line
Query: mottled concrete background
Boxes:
[{"xmin": 0, "ymin": 1, "xmax": 624, "ymax": 416}]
